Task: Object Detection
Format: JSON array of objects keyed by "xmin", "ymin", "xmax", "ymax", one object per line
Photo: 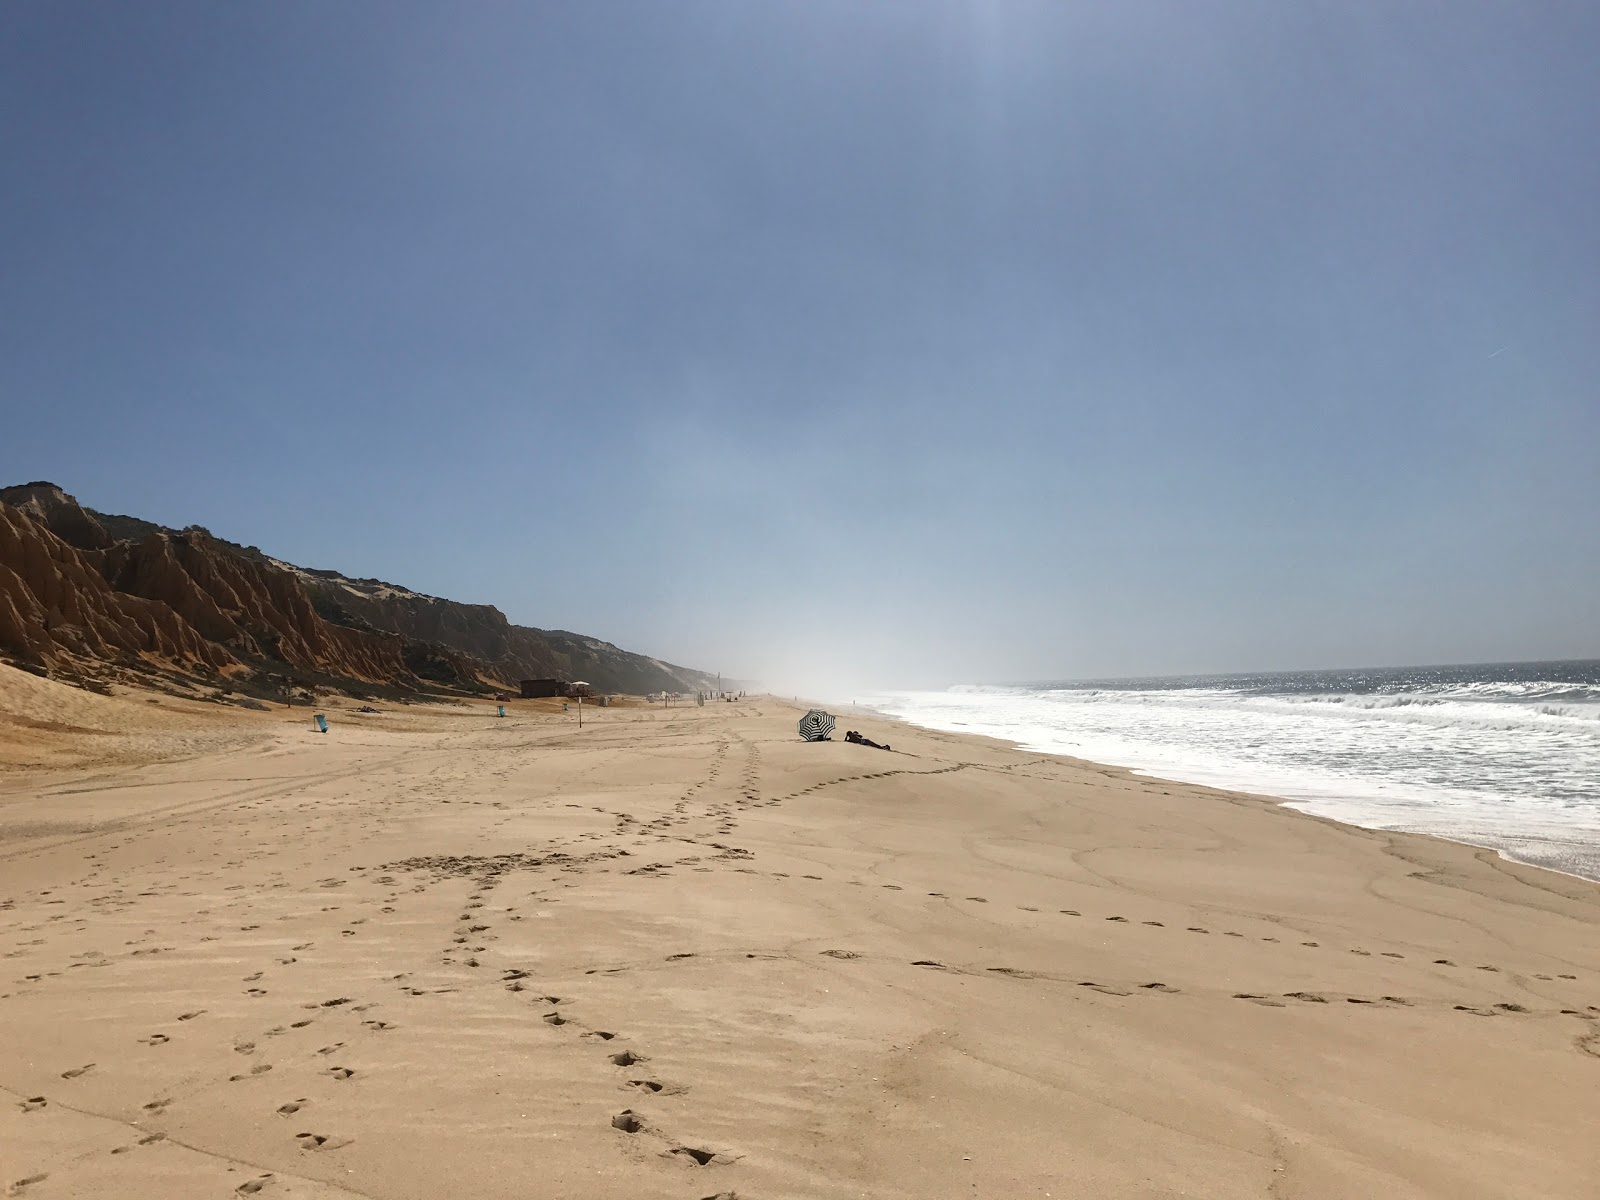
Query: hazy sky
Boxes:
[{"xmin": 3, "ymin": 2, "xmax": 1597, "ymax": 691}]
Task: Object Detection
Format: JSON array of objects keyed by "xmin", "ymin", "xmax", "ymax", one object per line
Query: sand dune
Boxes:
[{"xmin": 1, "ymin": 668, "xmax": 1596, "ymax": 1198}]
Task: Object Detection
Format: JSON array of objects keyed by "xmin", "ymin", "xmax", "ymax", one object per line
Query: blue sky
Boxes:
[{"xmin": 3, "ymin": 2, "xmax": 1596, "ymax": 690}]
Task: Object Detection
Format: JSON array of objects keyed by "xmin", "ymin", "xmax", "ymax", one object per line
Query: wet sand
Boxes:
[{"xmin": 2, "ymin": 668, "xmax": 1597, "ymax": 1198}]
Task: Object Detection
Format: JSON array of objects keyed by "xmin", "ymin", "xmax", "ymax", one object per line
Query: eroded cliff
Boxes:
[{"xmin": 0, "ymin": 483, "xmax": 716, "ymax": 698}]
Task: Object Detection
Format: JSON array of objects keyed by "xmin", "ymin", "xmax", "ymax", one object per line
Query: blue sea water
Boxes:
[{"xmin": 870, "ymin": 660, "xmax": 1600, "ymax": 880}]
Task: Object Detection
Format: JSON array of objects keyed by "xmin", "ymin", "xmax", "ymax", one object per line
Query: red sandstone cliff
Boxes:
[
  {"xmin": 0, "ymin": 484, "xmax": 485, "ymax": 690},
  {"xmin": 0, "ymin": 499, "xmax": 229, "ymax": 673},
  {"xmin": 0, "ymin": 483, "xmax": 717, "ymax": 697}
]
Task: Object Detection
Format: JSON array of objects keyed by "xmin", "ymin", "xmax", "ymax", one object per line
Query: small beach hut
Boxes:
[{"xmin": 520, "ymin": 678, "xmax": 568, "ymax": 698}]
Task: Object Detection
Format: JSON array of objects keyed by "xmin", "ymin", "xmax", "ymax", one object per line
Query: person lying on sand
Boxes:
[{"xmin": 844, "ymin": 730, "xmax": 891, "ymax": 751}]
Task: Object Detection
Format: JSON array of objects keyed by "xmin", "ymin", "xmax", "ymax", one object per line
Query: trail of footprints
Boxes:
[
  {"xmin": 584, "ymin": 729, "xmax": 1594, "ymax": 1058},
  {"xmin": 861, "ymin": 947, "xmax": 1599, "ymax": 1038},
  {"xmin": 452, "ymin": 874, "xmax": 736, "ymax": 1173},
  {"xmin": 8, "ymin": 713, "xmax": 1594, "ymax": 1197}
]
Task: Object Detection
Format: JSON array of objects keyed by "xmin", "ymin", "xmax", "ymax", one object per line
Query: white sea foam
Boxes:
[{"xmin": 871, "ymin": 669, "xmax": 1600, "ymax": 880}]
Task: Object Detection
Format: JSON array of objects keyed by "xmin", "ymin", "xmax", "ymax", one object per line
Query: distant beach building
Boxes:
[
  {"xmin": 519, "ymin": 678, "xmax": 568, "ymax": 698},
  {"xmin": 520, "ymin": 678, "xmax": 593, "ymax": 699}
]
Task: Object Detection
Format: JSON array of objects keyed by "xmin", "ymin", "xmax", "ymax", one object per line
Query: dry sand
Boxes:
[{"xmin": 1, "ymin": 666, "xmax": 1596, "ymax": 1199}]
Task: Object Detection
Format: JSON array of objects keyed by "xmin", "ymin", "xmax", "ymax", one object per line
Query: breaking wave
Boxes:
[{"xmin": 874, "ymin": 660, "xmax": 1600, "ymax": 881}]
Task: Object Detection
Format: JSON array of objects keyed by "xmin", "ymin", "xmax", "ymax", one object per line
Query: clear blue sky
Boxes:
[{"xmin": 3, "ymin": 2, "xmax": 1596, "ymax": 690}]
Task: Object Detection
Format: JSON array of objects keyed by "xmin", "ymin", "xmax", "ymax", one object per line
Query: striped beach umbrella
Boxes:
[{"xmin": 797, "ymin": 709, "xmax": 836, "ymax": 741}]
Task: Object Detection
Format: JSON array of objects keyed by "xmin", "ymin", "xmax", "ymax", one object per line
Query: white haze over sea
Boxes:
[{"xmin": 869, "ymin": 661, "xmax": 1600, "ymax": 882}]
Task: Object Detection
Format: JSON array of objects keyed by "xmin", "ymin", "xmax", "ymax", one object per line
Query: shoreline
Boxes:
[
  {"xmin": 853, "ymin": 698, "xmax": 1600, "ymax": 886},
  {"xmin": 4, "ymin": 673, "xmax": 1598, "ymax": 1197}
]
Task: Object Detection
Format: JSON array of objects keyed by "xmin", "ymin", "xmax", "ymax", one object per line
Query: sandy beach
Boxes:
[{"xmin": 2, "ymin": 668, "xmax": 1596, "ymax": 1199}]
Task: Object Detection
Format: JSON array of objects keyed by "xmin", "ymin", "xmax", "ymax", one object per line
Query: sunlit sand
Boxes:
[{"xmin": 2, "ymin": 669, "xmax": 1596, "ymax": 1198}]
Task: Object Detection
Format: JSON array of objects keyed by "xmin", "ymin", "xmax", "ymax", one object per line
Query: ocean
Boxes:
[{"xmin": 870, "ymin": 660, "xmax": 1600, "ymax": 881}]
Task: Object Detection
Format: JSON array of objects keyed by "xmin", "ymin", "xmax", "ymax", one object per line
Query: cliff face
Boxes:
[
  {"xmin": 281, "ymin": 564, "xmax": 715, "ymax": 695},
  {"xmin": 0, "ymin": 483, "xmax": 717, "ymax": 697},
  {"xmin": 0, "ymin": 498, "xmax": 230, "ymax": 673}
]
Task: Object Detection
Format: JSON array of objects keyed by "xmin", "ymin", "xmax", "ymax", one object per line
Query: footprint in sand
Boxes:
[
  {"xmin": 60, "ymin": 1064, "xmax": 94, "ymax": 1079},
  {"xmin": 236, "ymin": 1176, "xmax": 273, "ymax": 1195},
  {"xmin": 295, "ymin": 1132, "xmax": 349, "ymax": 1151},
  {"xmin": 19, "ymin": 1096, "xmax": 48, "ymax": 1113},
  {"xmin": 669, "ymin": 1146, "xmax": 720, "ymax": 1166}
]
